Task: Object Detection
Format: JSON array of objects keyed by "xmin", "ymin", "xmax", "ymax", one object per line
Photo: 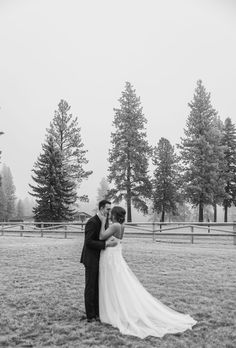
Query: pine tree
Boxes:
[
  {"xmin": 47, "ymin": 99, "xmax": 92, "ymax": 201},
  {"xmin": 178, "ymin": 80, "xmax": 225, "ymax": 222},
  {"xmin": 0, "ymin": 164, "xmax": 16, "ymax": 220},
  {"xmin": 211, "ymin": 116, "xmax": 227, "ymax": 222},
  {"xmin": 29, "ymin": 137, "xmax": 77, "ymax": 221},
  {"xmin": 222, "ymin": 117, "xmax": 236, "ymax": 221},
  {"xmin": 152, "ymin": 138, "xmax": 180, "ymax": 222},
  {"xmin": 108, "ymin": 82, "xmax": 152, "ymax": 222}
]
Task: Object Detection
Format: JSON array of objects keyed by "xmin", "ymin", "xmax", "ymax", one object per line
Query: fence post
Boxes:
[
  {"xmin": 191, "ymin": 226, "xmax": 194, "ymax": 244},
  {"xmin": 233, "ymin": 222, "xmax": 236, "ymax": 245},
  {"xmin": 20, "ymin": 224, "xmax": 24, "ymax": 237},
  {"xmin": 41, "ymin": 223, "xmax": 44, "ymax": 237},
  {"xmin": 64, "ymin": 225, "xmax": 67, "ymax": 239},
  {"xmin": 152, "ymin": 222, "xmax": 155, "ymax": 242}
]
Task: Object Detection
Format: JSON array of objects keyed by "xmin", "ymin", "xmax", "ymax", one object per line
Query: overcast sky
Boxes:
[{"xmin": 0, "ymin": 0, "xmax": 236, "ymax": 204}]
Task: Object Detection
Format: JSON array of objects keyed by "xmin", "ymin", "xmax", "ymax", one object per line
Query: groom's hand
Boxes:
[{"xmin": 105, "ymin": 238, "xmax": 118, "ymax": 248}]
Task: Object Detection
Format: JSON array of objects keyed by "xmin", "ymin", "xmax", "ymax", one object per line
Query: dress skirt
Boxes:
[{"xmin": 99, "ymin": 240, "xmax": 196, "ymax": 338}]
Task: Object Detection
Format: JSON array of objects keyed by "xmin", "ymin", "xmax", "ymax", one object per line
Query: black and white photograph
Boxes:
[{"xmin": 0, "ymin": 0, "xmax": 236, "ymax": 347}]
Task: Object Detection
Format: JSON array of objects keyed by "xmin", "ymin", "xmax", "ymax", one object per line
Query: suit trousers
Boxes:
[{"xmin": 84, "ymin": 265, "xmax": 99, "ymax": 319}]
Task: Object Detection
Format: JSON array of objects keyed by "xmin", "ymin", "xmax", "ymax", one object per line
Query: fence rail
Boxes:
[{"xmin": 1, "ymin": 221, "xmax": 236, "ymax": 245}]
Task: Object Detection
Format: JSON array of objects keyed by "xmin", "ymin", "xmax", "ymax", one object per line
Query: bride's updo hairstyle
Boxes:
[{"xmin": 111, "ymin": 206, "xmax": 126, "ymax": 224}]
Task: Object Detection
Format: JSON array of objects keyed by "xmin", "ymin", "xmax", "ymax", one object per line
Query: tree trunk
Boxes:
[
  {"xmin": 161, "ymin": 210, "xmax": 165, "ymax": 222},
  {"xmin": 224, "ymin": 205, "xmax": 228, "ymax": 222},
  {"xmin": 199, "ymin": 202, "xmax": 204, "ymax": 222},
  {"xmin": 213, "ymin": 203, "xmax": 217, "ymax": 222},
  {"xmin": 126, "ymin": 195, "xmax": 132, "ymax": 222},
  {"xmin": 126, "ymin": 162, "xmax": 132, "ymax": 222}
]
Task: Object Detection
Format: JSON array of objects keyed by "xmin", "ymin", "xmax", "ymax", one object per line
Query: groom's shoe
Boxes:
[
  {"xmin": 95, "ymin": 316, "xmax": 101, "ymax": 322},
  {"xmin": 87, "ymin": 317, "xmax": 97, "ymax": 323},
  {"xmin": 79, "ymin": 314, "xmax": 87, "ymax": 321}
]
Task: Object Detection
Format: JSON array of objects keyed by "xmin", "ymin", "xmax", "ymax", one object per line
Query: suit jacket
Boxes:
[{"xmin": 80, "ymin": 214, "xmax": 106, "ymax": 267}]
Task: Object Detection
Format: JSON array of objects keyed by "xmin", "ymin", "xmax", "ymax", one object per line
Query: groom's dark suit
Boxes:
[{"xmin": 80, "ymin": 214, "xmax": 106, "ymax": 320}]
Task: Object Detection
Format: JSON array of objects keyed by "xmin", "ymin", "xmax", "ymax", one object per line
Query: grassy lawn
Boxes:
[{"xmin": 0, "ymin": 235, "xmax": 235, "ymax": 348}]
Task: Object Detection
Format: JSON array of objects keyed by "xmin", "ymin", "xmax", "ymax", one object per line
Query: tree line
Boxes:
[
  {"xmin": 1, "ymin": 80, "xmax": 236, "ymax": 222},
  {"xmin": 107, "ymin": 80, "xmax": 236, "ymax": 222},
  {"xmin": 0, "ymin": 163, "xmax": 35, "ymax": 221}
]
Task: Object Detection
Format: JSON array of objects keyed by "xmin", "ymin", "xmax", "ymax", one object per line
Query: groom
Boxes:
[{"xmin": 80, "ymin": 199, "xmax": 117, "ymax": 322}]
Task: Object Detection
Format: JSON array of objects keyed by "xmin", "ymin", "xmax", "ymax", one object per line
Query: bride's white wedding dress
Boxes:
[{"xmin": 99, "ymin": 238, "xmax": 197, "ymax": 339}]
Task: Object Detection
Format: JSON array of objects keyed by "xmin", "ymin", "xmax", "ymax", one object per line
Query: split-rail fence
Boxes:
[{"xmin": 1, "ymin": 221, "xmax": 236, "ymax": 245}]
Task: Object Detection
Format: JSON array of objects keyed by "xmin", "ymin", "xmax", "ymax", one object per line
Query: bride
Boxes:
[{"xmin": 99, "ymin": 206, "xmax": 197, "ymax": 339}]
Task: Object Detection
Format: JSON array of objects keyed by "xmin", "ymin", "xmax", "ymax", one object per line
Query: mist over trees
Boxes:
[
  {"xmin": 0, "ymin": 131, "xmax": 3, "ymax": 187},
  {"xmin": 0, "ymin": 131, "xmax": 3, "ymax": 161},
  {"xmin": 0, "ymin": 164, "xmax": 16, "ymax": 221},
  {"xmin": 96, "ymin": 177, "xmax": 110, "ymax": 203},
  {"xmin": 15, "ymin": 199, "xmax": 24, "ymax": 220},
  {"xmin": 22, "ymin": 197, "xmax": 35, "ymax": 216},
  {"xmin": 0, "ymin": 171, "xmax": 34, "ymax": 221}
]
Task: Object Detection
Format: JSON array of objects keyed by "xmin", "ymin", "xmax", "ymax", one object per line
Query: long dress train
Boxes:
[{"xmin": 99, "ymin": 239, "xmax": 197, "ymax": 339}]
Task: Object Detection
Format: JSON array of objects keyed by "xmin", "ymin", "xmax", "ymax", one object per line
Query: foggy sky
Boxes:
[{"xmin": 0, "ymin": 0, "xmax": 236, "ymax": 205}]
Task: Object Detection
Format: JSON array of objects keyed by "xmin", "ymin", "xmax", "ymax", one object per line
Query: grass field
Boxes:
[{"xmin": 0, "ymin": 235, "xmax": 235, "ymax": 348}]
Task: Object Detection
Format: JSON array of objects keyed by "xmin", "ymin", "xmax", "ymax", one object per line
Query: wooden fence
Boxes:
[{"xmin": 0, "ymin": 221, "xmax": 236, "ymax": 245}]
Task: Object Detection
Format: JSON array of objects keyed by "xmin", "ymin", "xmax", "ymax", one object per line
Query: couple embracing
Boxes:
[{"xmin": 80, "ymin": 200, "xmax": 196, "ymax": 339}]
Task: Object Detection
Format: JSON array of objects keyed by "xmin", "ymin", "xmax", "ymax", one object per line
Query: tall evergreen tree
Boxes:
[
  {"xmin": 0, "ymin": 164, "xmax": 16, "ymax": 220},
  {"xmin": 47, "ymin": 99, "xmax": 92, "ymax": 201},
  {"xmin": 178, "ymin": 80, "xmax": 225, "ymax": 222},
  {"xmin": 152, "ymin": 138, "xmax": 180, "ymax": 222},
  {"xmin": 222, "ymin": 117, "xmax": 236, "ymax": 221},
  {"xmin": 29, "ymin": 137, "xmax": 77, "ymax": 221},
  {"xmin": 108, "ymin": 82, "xmax": 152, "ymax": 222},
  {"xmin": 211, "ymin": 116, "xmax": 227, "ymax": 222}
]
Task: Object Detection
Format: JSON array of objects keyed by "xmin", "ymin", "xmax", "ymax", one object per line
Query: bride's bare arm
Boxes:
[{"xmin": 99, "ymin": 219, "xmax": 117, "ymax": 240}]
